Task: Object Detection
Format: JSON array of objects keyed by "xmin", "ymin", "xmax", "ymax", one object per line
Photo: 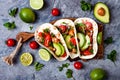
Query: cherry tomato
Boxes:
[
  {"xmin": 70, "ymin": 37, "xmax": 76, "ymax": 45},
  {"xmin": 51, "ymin": 8, "xmax": 60, "ymax": 16},
  {"xmin": 6, "ymin": 38, "xmax": 16, "ymax": 47},
  {"xmin": 29, "ymin": 41, "xmax": 39, "ymax": 49},
  {"xmin": 59, "ymin": 25, "xmax": 67, "ymax": 32},
  {"xmin": 44, "ymin": 39, "xmax": 50, "ymax": 47},
  {"xmin": 85, "ymin": 22, "xmax": 93, "ymax": 31},
  {"xmin": 74, "ymin": 61, "xmax": 83, "ymax": 70},
  {"xmin": 61, "ymin": 52, "xmax": 67, "ymax": 57},
  {"xmin": 83, "ymin": 50, "xmax": 91, "ymax": 56}
]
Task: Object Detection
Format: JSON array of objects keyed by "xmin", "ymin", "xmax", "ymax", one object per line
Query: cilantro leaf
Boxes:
[
  {"xmin": 9, "ymin": 7, "xmax": 18, "ymax": 17},
  {"xmin": 66, "ymin": 69, "xmax": 73, "ymax": 78},
  {"xmin": 29, "ymin": 26, "xmax": 33, "ymax": 30},
  {"xmin": 34, "ymin": 62, "xmax": 44, "ymax": 71},
  {"xmin": 104, "ymin": 37, "xmax": 113, "ymax": 45},
  {"xmin": 3, "ymin": 21, "xmax": 16, "ymax": 30},
  {"xmin": 80, "ymin": 0, "xmax": 92, "ymax": 11},
  {"xmin": 107, "ymin": 50, "xmax": 117, "ymax": 63},
  {"xmin": 58, "ymin": 63, "xmax": 70, "ymax": 71}
]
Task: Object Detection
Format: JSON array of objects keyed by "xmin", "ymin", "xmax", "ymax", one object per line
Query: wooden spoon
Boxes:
[{"xmin": 2, "ymin": 32, "xmax": 34, "ymax": 65}]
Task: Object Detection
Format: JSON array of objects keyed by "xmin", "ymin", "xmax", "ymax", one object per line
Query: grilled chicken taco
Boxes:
[
  {"xmin": 74, "ymin": 18, "xmax": 98, "ymax": 59},
  {"xmin": 54, "ymin": 19, "xmax": 79, "ymax": 59},
  {"xmin": 34, "ymin": 23, "xmax": 69, "ymax": 61}
]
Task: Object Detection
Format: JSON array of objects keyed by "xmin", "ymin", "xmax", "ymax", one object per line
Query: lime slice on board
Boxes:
[
  {"xmin": 39, "ymin": 48, "xmax": 51, "ymax": 61},
  {"xmin": 30, "ymin": 0, "xmax": 44, "ymax": 10},
  {"xmin": 20, "ymin": 52, "xmax": 33, "ymax": 66}
]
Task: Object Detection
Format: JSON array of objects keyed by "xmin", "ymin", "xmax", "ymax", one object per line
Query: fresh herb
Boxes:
[
  {"xmin": 76, "ymin": 23, "xmax": 85, "ymax": 33},
  {"xmin": 34, "ymin": 62, "xmax": 44, "ymax": 71},
  {"xmin": 104, "ymin": 37, "xmax": 113, "ymax": 45},
  {"xmin": 9, "ymin": 7, "xmax": 18, "ymax": 17},
  {"xmin": 70, "ymin": 42, "xmax": 75, "ymax": 49},
  {"xmin": 51, "ymin": 33, "xmax": 55, "ymax": 37},
  {"xmin": 80, "ymin": 0, "xmax": 92, "ymax": 11},
  {"xmin": 58, "ymin": 63, "xmax": 70, "ymax": 71},
  {"xmin": 44, "ymin": 28, "xmax": 50, "ymax": 33},
  {"xmin": 62, "ymin": 22, "xmax": 66, "ymax": 24},
  {"xmin": 66, "ymin": 69, "xmax": 73, "ymax": 78},
  {"xmin": 107, "ymin": 50, "xmax": 117, "ymax": 63},
  {"xmin": 29, "ymin": 26, "xmax": 33, "ymax": 30},
  {"xmin": 90, "ymin": 49, "xmax": 93, "ymax": 53},
  {"xmin": 3, "ymin": 21, "xmax": 16, "ymax": 30}
]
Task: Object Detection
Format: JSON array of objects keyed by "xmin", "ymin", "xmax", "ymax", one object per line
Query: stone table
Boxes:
[{"xmin": 0, "ymin": 0, "xmax": 120, "ymax": 80}]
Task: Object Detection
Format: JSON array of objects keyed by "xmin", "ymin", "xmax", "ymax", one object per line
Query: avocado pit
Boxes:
[{"xmin": 97, "ymin": 7, "xmax": 105, "ymax": 16}]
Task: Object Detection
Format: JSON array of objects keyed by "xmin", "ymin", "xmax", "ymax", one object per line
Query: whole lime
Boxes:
[
  {"xmin": 19, "ymin": 8, "xmax": 35, "ymax": 23},
  {"xmin": 90, "ymin": 68, "xmax": 106, "ymax": 80}
]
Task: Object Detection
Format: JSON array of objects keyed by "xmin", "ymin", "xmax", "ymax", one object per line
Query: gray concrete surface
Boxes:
[{"xmin": 0, "ymin": 0, "xmax": 120, "ymax": 80}]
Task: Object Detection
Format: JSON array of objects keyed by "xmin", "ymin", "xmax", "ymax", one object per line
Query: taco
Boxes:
[
  {"xmin": 74, "ymin": 18, "xmax": 98, "ymax": 59},
  {"xmin": 34, "ymin": 23, "xmax": 69, "ymax": 61},
  {"xmin": 53, "ymin": 19, "xmax": 80, "ymax": 59}
]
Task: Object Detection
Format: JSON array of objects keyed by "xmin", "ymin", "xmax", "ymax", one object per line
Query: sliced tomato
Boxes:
[
  {"xmin": 61, "ymin": 52, "xmax": 67, "ymax": 57},
  {"xmin": 85, "ymin": 22, "xmax": 93, "ymax": 31},
  {"xmin": 70, "ymin": 37, "xmax": 76, "ymax": 45},
  {"xmin": 82, "ymin": 50, "xmax": 92, "ymax": 56},
  {"xmin": 38, "ymin": 32, "xmax": 43, "ymax": 37},
  {"xmin": 59, "ymin": 25, "xmax": 67, "ymax": 32},
  {"xmin": 44, "ymin": 33, "xmax": 51, "ymax": 47}
]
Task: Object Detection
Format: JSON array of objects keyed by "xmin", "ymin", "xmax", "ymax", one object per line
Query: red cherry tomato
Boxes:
[
  {"xmin": 51, "ymin": 8, "xmax": 60, "ymax": 16},
  {"xmin": 61, "ymin": 52, "xmax": 67, "ymax": 57},
  {"xmin": 6, "ymin": 39, "xmax": 16, "ymax": 47},
  {"xmin": 29, "ymin": 41, "xmax": 39, "ymax": 49},
  {"xmin": 70, "ymin": 37, "xmax": 76, "ymax": 45},
  {"xmin": 59, "ymin": 25, "xmax": 67, "ymax": 32},
  {"xmin": 85, "ymin": 22, "xmax": 93, "ymax": 31},
  {"xmin": 74, "ymin": 61, "xmax": 83, "ymax": 70},
  {"xmin": 83, "ymin": 50, "xmax": 91, "ymax": 56}
]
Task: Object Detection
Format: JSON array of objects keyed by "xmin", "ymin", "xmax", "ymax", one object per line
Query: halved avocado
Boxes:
[
  {"xmin": 53, "ymin": 43, "xmax": 62, "ymax": 57},
  {"xmin": 94, "ymin": 2, "xmax": 110, "ymax": 23}
]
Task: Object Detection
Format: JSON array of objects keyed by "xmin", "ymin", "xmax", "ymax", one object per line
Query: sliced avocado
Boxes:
[
  {"xmin": 58, "ymin": 43, "xmax": 65, "ymax": 56},
  {"xmin": 81, "ymin": 35, "xmax": 90, "ymax": 51},
  {"xmin": 65, "ymin": 35, "xmax": 72, "ymax": 49},
  {"xmin": 97, "ymin": 32, "xmax": 102, "ymax": 45},
  {"xmin": 94, "ymin": 2, "xmax": 110, "ymax": 23},
  {"xmin": 53, "ymin": 43, "xmax": 62, "ymax": 57},
  {"xmin": 77, "ymin": 33, "xmax": 86, "ymax": 48}
]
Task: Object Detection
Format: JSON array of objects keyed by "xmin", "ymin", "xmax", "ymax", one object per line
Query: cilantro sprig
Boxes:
[
  {"xmin": 34, "ymin": 62, "xmax": 44, "ymax": 71},
  {"xmin": 107, "ymin": 50, "xmax": 117, "ymax": 63},
  {"xmin": 9, "ymin": 7, "xmax": 18, "ymax": 17},
  {"xmin": 3, "ymin": 21, "xmax": 16, "ymax": 30},
  {"xmin": 104, "ymin": 37, "xmax": 113, "ymax": 45},
  {"xmin": 80, "ymin": 0, "xmax": 92, "ymax": 11},
  {"xmin": 58, "ymin": 63, "xmax": 70, "ymax": 71}
]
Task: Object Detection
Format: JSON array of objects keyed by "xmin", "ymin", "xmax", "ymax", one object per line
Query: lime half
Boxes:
[
  {"xmin": 39, "ymin": 48, "xmax": 51, "ymax": 61},
  {"xmin": 30, "ymin": 0, "xmax": 44, "ymax": 10},
  {"xmin": 20, "ymin": 52, "xmax": 33, "ymax": 66}
]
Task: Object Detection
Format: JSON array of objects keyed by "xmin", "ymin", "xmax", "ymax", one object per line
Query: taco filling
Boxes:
[
  {"xmin": 54, "ymin": 19, "xmax": 79, "ymax": 59},
  {"xmin": 74, "ymin": 18, "xmax": 98, "ymax": 59}
]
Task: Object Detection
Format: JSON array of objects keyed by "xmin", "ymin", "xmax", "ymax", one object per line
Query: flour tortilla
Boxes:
[
  {"xmin": 74, "ymin": 18, "xmax": 98, "ymax": 59},
  {"xmin": 34, "ymin": 23, "xmax": 70, "ymax": 61},
  {"xmin": 54, "ymin": 19, "xmax": 80, "ymax": 59}
]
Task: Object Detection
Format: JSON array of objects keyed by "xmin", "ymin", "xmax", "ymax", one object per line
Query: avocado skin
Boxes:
[{"xmin": 94, "ymin": 2, "xmax": 110, "ymax": 23}]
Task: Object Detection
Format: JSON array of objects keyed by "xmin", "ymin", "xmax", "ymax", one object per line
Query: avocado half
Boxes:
[{"xmin": 94, "ymin": 2, "xmax": 110, "ymax": 23}]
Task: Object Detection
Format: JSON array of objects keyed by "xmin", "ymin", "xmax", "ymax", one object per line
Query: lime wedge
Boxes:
[
  {"xmin": 39, "ymin": 48, "xmax": 51, "ymax": 61},
  {"xmin": 20, "ymin": 52, "xmax": 33, "ymax": 66},
  {"xmin": 30, "ymin": 0, "xmax": 44, "ymax": 10}
]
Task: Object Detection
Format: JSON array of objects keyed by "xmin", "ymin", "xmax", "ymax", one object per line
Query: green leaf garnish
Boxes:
[
  {"xmin": 80, "ymin": 0, "xmax": 92, "ymax": 11},
  {"xmin": 76, "ymin": 23, "xmax": 85, "ymax": 33},
  {"xmin": 3, "ymin": 21, "xmax": 16, "ymax": 30},
  {"xmin": 66, "ymin": 69, "xmax": 73, "ymax": 78},
  {"xmin": 9, "ymin": 7, "xmax": 18, "ymax": 17},
  {"xmin": 58, "ymin": 63, "xmax": 70, "ymax": 71},
  {"xmin": 34, "ymin": 62, "xmax": 44, "ymax": 71},
  {"xmin": 29, "ymin": 26, "xmax": 33, "ymax": 30},
  {"xmin": 44, "ymin": 28, "xmax": 50, "ymax": 33},
  {"xmin": 107, "ymin": 50, "xmax": 117, "ymax": 63},
  {"xmin": 104, "ymin": 37, "xmax": 113, "ymax": 45}
]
